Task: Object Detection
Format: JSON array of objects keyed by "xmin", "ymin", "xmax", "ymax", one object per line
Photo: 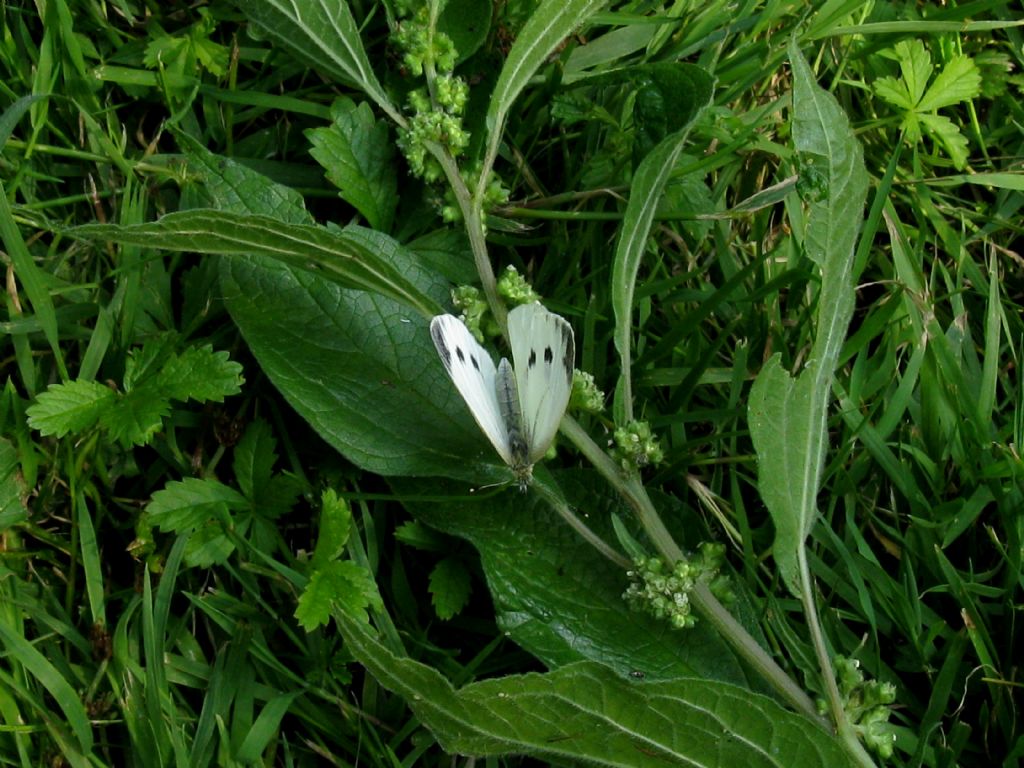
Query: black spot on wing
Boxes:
[
  {"xmin": 528, "ymin": 349, "xmax": 537, "ymax": 367},
  {"xmin": 561, "ymin": 324, "xmax": 574, "ymax": 382},
  {"xmin": 543, "ymin": 346, "xmax": 553, "ymax": 364},
  {"xmin": 430, "ymin": 321, "xmax": 452, "ymax": 370}
]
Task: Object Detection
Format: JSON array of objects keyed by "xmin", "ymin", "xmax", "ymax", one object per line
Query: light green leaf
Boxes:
[
  {"xmin": 311, "ymin": 488, "xmax": 351, "ymax": 569},
  {"xmin": 611, "ymin": 65, "xmax": 713, "ymax": 422},
  {"xmin": 918, "ymin": 55, "xmax": 981, "ymax": 112},
  {"xmin": 308, "ymin": 98, "xmax": 397, "ymax": 231},
  {"xmin": 145, "ymin": 477, "xmax": 248, "ymax": 532},
  {"xmin": 872, "ymin": 76, "xmax": 913, "ymax": 110},
  {"xmin": 747, "ymin": 42, "xmax": 868, "ymax": 595},
  {"xmin": 295, "ymin": 560, "xmax": 381, "ymax": 631},
  {"xmin": 335, "ymin": 609, "xmax": 852, "ymax": 767},
  {"xmin": 919, "ymin": 113, "xmax": 970, "ymax": 170},
  {"xmin": 234, "ymin": 0, "xmax": 396, "ymax": 120},
  {"xmin": 158, "ymin": 343, "xmax": 244, "ymax": 403},
  {"xmin": 235, "ymin": 692, "xmax": 302, "ymax": 762},
  {"xmin": 26, "ymin": 380, "xmax": 115, "ymax": 437},
  {"xmin": 429, "ymin": 558, "xmax": 472, "ymax": 620},
  {"xmin": 71, "ymin": 210, "xmax": 440, "ymax": 318},
  {"xmin": 893, "ymin": 39, "xmax": 932, "ymax": 105}
]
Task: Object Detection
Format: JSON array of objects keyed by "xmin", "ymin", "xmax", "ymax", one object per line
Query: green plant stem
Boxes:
[
  {"xmin": 799, "ymin": 549, "xmax": 879, "ymax": 768},
  {"xmin": 560, "ymin": 416, "xmax": 824, "ymax": 723},
  {"xmin": 530, "ymin": 478, "xmax": 631, "ymax": 569}
]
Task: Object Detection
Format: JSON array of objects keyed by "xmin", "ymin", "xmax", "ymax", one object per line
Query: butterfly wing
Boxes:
[
  {"xmin": 507, "ymin": 303, "xmax": 575, "ymax": 464},
  {"xmin": 430, "ymin": 314, "xmax": 514, "ymax": 466}
]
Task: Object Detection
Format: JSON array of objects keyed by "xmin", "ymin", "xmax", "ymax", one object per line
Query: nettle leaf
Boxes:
[
  {"xmin": 296, "ymin": 560, "xmax": 382, "ymax": 631},
  {"xmin": 336, "ymin": 610, "xmax": 852, "ymax": 767},
  {"xmin": 158, "ymin": 344, "xmax": 244, "ymax": 403},
  {"xmin": 429, "ymin": 558, "xmax": 472, "ymax": 620},
  {"xmin": 146, "ymin": 477, "xmax": 248, "ymax": 533},
  {"xmin": 234, "ymin": 0, "xmax": 394, "ymax": 117},
  {"xmin": 308, "ymin": 98, "xmax": 397, "ymax": 232},
  {"xmin": 918, "ymin": 54, "xmax": 981, "ymax": 111},
  {"xmin": 27, "ymin": 380, "xmax": 115, "ymax": 437},
  {"xmin": 747, "ymin": 44, "xmax": 868, "ymax": 596}
]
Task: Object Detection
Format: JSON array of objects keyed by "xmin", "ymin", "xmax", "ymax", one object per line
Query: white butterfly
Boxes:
[{"xmin": 430, "ymin": 302, "xmax": 575, "ymax": 486}]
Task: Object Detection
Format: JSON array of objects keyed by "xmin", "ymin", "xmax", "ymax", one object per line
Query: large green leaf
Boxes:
[
  {"xmin": 233, "ymin": 0, "xmax": 397, "ymax": 121},
  {"xmin": 336, "ymin": 609, "xmax": 851, "ymax": 767},
  {"xmin": 747, "ymin": 43, "xmax": 869, "ymax": 595},
  {"xmin": 395, "ymin": 470, "xmax": 760, "ymax": 686},
  {"xmin": 71, "ymin": 210, "xmax": 439, "ymax": 318},
  {"xmin": 155, "ymin": 139, "xmax": 504, "ymax": 480}
]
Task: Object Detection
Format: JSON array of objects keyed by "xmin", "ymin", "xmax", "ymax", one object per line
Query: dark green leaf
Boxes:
[
  {"xmin": 336, "ymin": 610, "xmax": 852, "ymax": 767},
  {"xmin": 429, "ymin": 558, "xmax": 472, "ymax": 620}
]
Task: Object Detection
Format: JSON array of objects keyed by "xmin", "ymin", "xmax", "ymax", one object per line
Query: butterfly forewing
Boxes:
[
  {"xmin": 507, "ymin": 303, "xmax": 575, "ymax": 464},
  {"xmin": 430, "ymin": 315, "xmax": 514, "ymax": 465}
]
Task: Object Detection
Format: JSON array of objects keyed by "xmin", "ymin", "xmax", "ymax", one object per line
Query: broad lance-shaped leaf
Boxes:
[
  {"xmin": 70, "ymin": 210, "xmax": 440, "ymax": 318},
  {"xmin": 233, "ymin": 0, "xmax": 397, "ymax": 123},
  {"xmin": 747, "ymin": 43, "xmax": 868, "ymax": 595},
  {"xmin": 482, "ymin": 0, "xmax": 608, "ymax": 175},
  {"xmin": 610, "ymin": 64, "xmax": 713, "ymax": 423},
  {"xmin": 336, "ymin": 609, "xmax": 852, "ymax": 767}
]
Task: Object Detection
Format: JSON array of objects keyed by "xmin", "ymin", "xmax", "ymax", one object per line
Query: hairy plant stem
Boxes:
[{"xmin": 799, "ymin": 549, "xmax": 879, "ymax": 768}]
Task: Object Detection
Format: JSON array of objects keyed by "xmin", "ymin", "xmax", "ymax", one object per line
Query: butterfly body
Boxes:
[{"xmin": 430, "ymin": 303, "xmax": 575, "ymax": 486}]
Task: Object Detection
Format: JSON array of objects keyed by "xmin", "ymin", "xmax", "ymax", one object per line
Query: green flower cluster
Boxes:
[
  {"xmin": 821, "ymin": 656, "xmax": 898, "ymax": 760},
  {"xmin": 570, "ymin": 370, "xmax": 604, "ymax": 413},
  {"xmin": 449, "ymin": 286, "xmax": 492, "ymax": 342},
  {"xmin": 612, "ymin": 420, "xmax": 663, "ymax": 472},
  {"xmin": 623, "ymin": 543, "xmax": 732, "ymax": 629},
  {"xmin": 392, "ymin": 3, "xmax": 470, "ymax": 182},
  {"xmin": 497, "ymin": 266, "xmax": 540, "ymax": 305},
  {"xmin": 441, "ymin": 163, "xmax": 509, "ymax": 222}
]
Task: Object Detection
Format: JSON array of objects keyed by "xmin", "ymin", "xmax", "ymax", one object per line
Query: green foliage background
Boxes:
[{"xmin": 1, "ymin": 0, "xmax": 1022, "ymax": 766}]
